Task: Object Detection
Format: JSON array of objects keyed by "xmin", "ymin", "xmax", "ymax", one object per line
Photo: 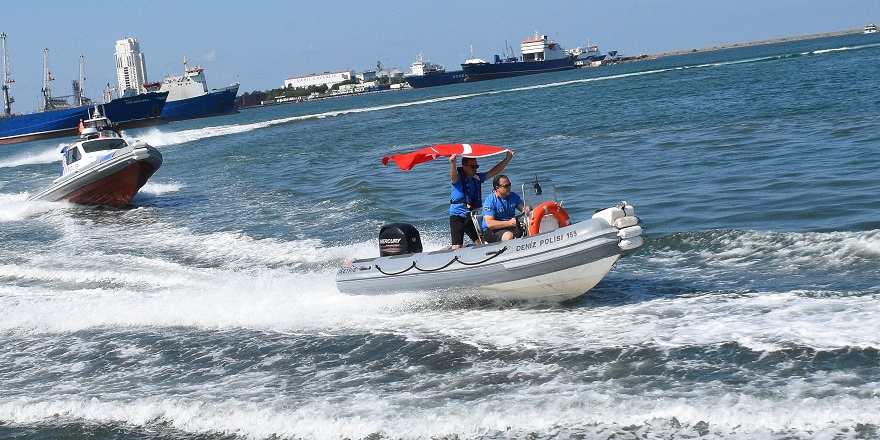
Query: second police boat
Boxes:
[{"xmin": 28, "ymin": 106, "xmax": 163, "ymax": 207}]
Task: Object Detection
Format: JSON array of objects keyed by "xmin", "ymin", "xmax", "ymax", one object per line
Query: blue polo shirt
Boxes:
[{"xmin": 481, "ymin": 192, "xmax": 523, "ymax": 230}]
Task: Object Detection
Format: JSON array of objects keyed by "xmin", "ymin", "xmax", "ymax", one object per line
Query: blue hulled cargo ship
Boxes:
[
  {"xmin": 0, "ymin": 93, "xmax": 167, "ymax": 145},
  {"xmin": 158, "ymin": 84, "xmax": 238, "ymax": 121},
  {"xmin": 100, "ymin": 92, "xmax": 168, "ymax": 129},
  {"xmin": 143, "ymin": 59, "xmax": 239, "ymax": 122},
  {"xmin": 403, "ymin": 54, "xmax": 466, "ymax": 89},
  {"xmin": 1, "ymin": 106, "xmax": 89, "ymax": 145},
  {"xmin": 461, "ymin": 32, "xmax": 576, "ymax": 82}
]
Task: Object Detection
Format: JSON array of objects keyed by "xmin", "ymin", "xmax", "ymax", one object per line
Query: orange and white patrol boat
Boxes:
[{"xmin": 28, "ymin": 106, "xmax": 162, "ymax": 207}]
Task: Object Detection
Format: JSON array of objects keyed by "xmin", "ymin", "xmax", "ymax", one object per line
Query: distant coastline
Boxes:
[
  {"xmin": 644, "ymin": 28, "xmax": 864, "ymax": 59},
  {"xmin": 241, "ymin": 28, "xmax": 867, "ymax": 108}
]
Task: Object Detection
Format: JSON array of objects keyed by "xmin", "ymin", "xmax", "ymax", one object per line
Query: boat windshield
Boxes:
[
  {"xmin": 81, "ymin": 139, "xmax": 126, "ymax": 153},
  {"xmin": 520, "ymin": 177, "xmax": 558, "ymax": 208}
]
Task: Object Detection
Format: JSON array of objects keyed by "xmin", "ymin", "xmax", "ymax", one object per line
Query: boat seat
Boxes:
[{"xmin": 470, "ymin": 210, "xmax": 485, "ymax": 245}]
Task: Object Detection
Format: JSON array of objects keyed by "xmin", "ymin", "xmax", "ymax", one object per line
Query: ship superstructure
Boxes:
[
  {"xmin": 148, "ymin": 57, "xmax": 212, "ymax": 101},
  {"xmin": 403, "ymin": 53, "xmax": 466, "ymax": 88}
]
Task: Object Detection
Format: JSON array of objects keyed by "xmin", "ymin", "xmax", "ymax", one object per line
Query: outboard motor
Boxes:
[{"xmin": 378, "ymin": 223, "xmax": 423, "ymax": 257}]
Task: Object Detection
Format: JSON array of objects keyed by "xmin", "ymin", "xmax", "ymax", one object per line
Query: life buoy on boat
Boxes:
[{"xmin": 528, "ymin": 202, "xmax": 571, "ymax": 236}]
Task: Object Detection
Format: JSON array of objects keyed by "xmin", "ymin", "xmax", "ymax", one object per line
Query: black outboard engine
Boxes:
[{"xmin": 379, "ymin": 223, "xmax": 423, "ymax": 257}]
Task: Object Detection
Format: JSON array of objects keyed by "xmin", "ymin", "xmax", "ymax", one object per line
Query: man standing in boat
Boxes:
[
  {"xmin": 449, "ymin": 150, "xmax": 514, "ymax": 249},
  {"xmin": 481, "ymin": 174, "xmax": 530, "ymax": 243}
]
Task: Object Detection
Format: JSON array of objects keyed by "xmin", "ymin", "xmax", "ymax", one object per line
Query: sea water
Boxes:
[{"xmin": 1, "ymin": 33, "xmax": 879, "ymax": 439}]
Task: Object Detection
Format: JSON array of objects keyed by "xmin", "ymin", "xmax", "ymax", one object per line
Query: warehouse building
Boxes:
[{"xmin": 284, "ymin": 70, "xmax": 355, "ymax": 89}]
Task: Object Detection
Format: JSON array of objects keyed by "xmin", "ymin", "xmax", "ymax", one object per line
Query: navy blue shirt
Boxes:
[{"xmin": 449, "ymin": 168, "xmax": 487, "ymax": 217}]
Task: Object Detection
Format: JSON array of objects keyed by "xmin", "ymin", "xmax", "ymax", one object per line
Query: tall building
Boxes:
[{"xmin": 115, "ymin": 37, "xmax": 148, "ymax": 97}]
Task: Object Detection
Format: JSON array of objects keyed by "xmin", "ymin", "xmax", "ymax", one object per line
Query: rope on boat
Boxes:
[
  {"xmin": 375, "ymin": 261, "xmax": 417, "ymax": 276},
  {"xmin": 412, "ymin": 256, "xmax": 461, "ymax": 272},
  {"xmin": 374, "ymin": 246, "xmax": 509, "ymax": 276},
  {"xmin": 455, "ymin": 246, "xmax": 508, "ymax": 266}
]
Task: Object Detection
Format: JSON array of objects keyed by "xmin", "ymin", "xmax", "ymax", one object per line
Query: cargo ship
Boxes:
[
  {"xmin": 0, "ymin": 92, "xmax": 168, "ymax": 146},
  {"xmin": 568, "ymin": 42, "xmax": 607, "ymax": 66},
  {"xmin": 1, "ymin": 106, "xmax": 89, "ymax": 146},
  {"xmin": 461, "ymin": 32, "xmax": 576, "ymax": 82},
  {"xmin": 143, "ymin": 58, "xmax": 239, "ymax": 122},
  {"xmin": 403, "ymin": 53, "xmax": 466, "ymax": 89},
  {"xmin": 103, "ymin": 91, "xmax": 168, "ymax": 129}
]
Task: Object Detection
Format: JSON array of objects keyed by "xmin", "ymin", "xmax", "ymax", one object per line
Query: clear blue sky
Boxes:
[{"xmin": 3, "ymin": 0, "xmax": 877, "ymax": 111}]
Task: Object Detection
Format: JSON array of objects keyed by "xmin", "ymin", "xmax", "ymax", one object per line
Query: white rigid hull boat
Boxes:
[
  {"xmin": 28, "ymin": 107, "xmax": 162, "ymax": 207},
  {"xmin": 336, "ymin": 179, "xmax": 646, "ymax": 301}
]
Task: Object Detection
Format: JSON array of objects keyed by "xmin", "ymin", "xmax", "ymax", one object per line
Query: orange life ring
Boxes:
[{"xmin": 528, "ymin": 202, "xmax": 571, "ymax": 235}]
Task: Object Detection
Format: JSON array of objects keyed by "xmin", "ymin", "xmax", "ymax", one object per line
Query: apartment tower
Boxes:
[{"xmin": 115, "ymin": 37, "xmax": 148, "ymax": 96}]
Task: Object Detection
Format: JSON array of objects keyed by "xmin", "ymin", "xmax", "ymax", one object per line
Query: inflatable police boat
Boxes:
[{"xmin": 336, "ymin": 179, "xmax": 646, "ymax": 301}]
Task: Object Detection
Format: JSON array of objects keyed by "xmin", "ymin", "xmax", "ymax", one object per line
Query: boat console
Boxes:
[{"xmin": 520, "ymin": 178, "xmax": 570, "ymax": 235}]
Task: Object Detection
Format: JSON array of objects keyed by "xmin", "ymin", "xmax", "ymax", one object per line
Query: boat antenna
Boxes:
[{"xmin": 1, "ymin": 33, "xmax": 14, "ymax": 115}]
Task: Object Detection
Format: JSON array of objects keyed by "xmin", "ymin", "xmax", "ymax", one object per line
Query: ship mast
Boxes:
[
  {"xmin": 1, "ymin": 33, "xmax": 14, "ymax": 116},
  {"xmin": 41, "ymin": 47, "xmax": 56, "ymax": 111}
]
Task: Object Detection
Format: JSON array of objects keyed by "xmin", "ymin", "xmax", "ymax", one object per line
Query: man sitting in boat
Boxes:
[
  {"xmin": 448, "ymin": 151, "xmax": 514, "ymax": 249},
  {"xmin": 481, "ymin": 174, "xmax": 530, "ymax": 243}
]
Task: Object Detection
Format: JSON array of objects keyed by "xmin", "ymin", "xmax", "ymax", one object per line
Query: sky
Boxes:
[{"xmin": 2, "ymin": 0, "xmax": 878, "ymax": 112}]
